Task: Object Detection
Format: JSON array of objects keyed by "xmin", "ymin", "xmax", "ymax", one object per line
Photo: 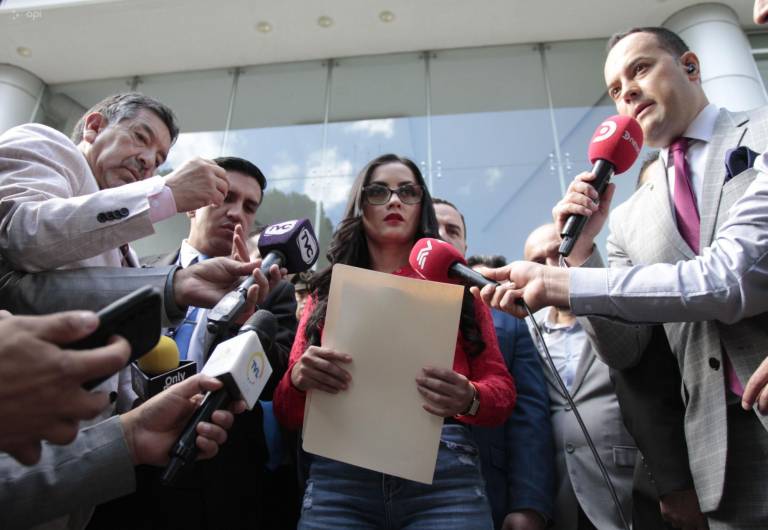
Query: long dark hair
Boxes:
[{"xmin": 305, "ymin": 153, "xmax": 486, "ymax": 356}]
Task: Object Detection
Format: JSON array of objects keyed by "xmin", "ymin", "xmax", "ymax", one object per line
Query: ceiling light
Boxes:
[
  {"xmin": 317, "ymin": 15, "xmax": 333, "ymax": 28},
  {"xmin": 255, "ymin": 21, "xmax": 273, "ymax": 33},
  {"xmin": 379, "ymin": 10, "xmax": 395, "ymax": 23},
  {"xmin": 16, "ymin": 47, "xmax": 31, "ymax": 58}
]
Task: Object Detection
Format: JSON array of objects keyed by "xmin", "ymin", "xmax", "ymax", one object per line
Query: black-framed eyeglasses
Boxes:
[{"xmin": 363, "ymin": 183, "xmax": 424, "ymax": 205}]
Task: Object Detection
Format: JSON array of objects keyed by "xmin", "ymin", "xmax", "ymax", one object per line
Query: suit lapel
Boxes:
[
  {"xmin": 540, "ymin": 356, "xmax": 566, "ymax": 399},
  {"xmin": 139, "ymin": 249, "xmax": 180, "ymax": 268},
  {"xmin": 569, "ymin": 340, "xmax": 596, "ymax": 397},
  {"xmin": 163, "ymin": 249, "xmax": 181, "ymax": 266},
  {"xmin": 528, "ymin": 315, "xmax": 568, "ymax": 400},
  {"xmin": 699, "ymin": 109, "xmax": 749, "ymax": 247},
  {"xmin": 644, "ymin": 160, "xmax": 696, "ymax": 260}
]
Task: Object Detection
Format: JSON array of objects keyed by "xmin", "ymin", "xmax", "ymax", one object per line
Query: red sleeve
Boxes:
[
  {"xmin": 458, "ymin": 299, "xmax": 517, "ymax": 427},
  {"xmin": 273, "ymin": 296, "xmax": 316, "ymax": 430}
]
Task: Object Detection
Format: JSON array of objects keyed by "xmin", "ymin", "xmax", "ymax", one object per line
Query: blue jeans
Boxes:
[{"xmin": 298, "ymin": 423, "xmax": 494, "ymax": 529}]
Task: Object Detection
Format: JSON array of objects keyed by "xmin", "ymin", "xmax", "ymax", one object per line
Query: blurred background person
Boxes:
[
  {"xmin": 291, "ymin": 271, "xmax": 314, "ymax": 322},
  {"xmin": 435, "ymin": 197, "xmax": 554, "ymax": 530},
  {"xmin": 523, "ymin": 224, "xmax": 636, "ymax": 530}
]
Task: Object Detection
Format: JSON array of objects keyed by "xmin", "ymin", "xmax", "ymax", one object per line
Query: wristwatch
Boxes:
[{"xmin": 461, "ymin": 383, "xmax": 480, "ymax": 417}]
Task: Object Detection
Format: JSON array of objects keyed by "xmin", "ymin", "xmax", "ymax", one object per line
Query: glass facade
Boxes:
[{"xmin": 41, "ymin": 34, "xmax": 764, "ymax": 262}]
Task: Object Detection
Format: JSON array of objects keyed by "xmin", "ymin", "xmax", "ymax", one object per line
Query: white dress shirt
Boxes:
[
  {"xmin": 659, "ymin": 103, "xmax": 719, "ymax": 213},
  {"xmin": 174, "ymin": 240, "xmax": 210, "ymax": 369},
  {"xmin": 528, "ymin": 308, "xmax": 587, "ymax": 392}
]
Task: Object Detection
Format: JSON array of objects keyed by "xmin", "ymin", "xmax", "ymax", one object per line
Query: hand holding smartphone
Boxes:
[{"xmin": 65, "ymin": 286, "xmax": 162, "ymax": 390}]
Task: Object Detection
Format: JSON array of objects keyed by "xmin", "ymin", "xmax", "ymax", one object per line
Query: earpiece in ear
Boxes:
[{"xmin": 686, "ymin": 64, "xmax": 696, "ymax": 74}]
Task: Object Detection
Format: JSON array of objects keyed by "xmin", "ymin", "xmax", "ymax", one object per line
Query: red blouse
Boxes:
[{"xmin": 273, "ymin": 264, "xmax": 516, "ymax": 429}]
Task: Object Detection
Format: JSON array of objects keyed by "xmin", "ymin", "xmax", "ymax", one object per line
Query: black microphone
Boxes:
[
  {"xmin": 206, "ymin": 219, "xmax": 319, "ymax": 334},
  {"xmin": 559, "ymin": 115, "xmax": 643, "ymax": 257},
  {"xmin": 161, "ymin": 310, "xmax": 279, "ymax": 485}
]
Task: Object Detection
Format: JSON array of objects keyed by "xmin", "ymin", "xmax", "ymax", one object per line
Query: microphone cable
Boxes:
[{"xmin": 522, "ymin": 300, "xmax": 631, "ymax": 530}]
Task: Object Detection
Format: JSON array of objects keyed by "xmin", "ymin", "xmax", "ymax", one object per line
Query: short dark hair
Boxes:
[
  {"xmin": 467, "ymin": 255, "xmax": 507, "ymax": 268},
  {"xmin": 71, "ymin": 92, "xmax": 179, "ymax": 145},
  {"xmin": 607, "ymin": 27, "xmax": 689, "ymax": 58},
  {"xmin": 432, "ymin": 197, "xmax": 466, "ymax": 240},
  {"xmin": 213, "ymin": 156, "xmax": 267, "ymax": 192}
]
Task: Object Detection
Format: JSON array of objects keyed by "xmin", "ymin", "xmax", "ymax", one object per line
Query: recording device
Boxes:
[
  {"xmin": 161, "ymin": 310, "xmax": 277, "ymax": 485},
  {"xmin": 206, "ymin": 218, "xmax": 319, "ymax": 336},
  {"xmin": 409, "ymin": 238, "xmax": 630, "ymax": 530},
  {"xmin": 65, "ymin": 286, "xmax": 162, "ymax": 390},
  {"xmin": 130, "ymin": 336, "xmax": 197, "ymax": 401},
  {"xmin": 559, "ymin": 115, "xmax": 643, "ymax": 257}
]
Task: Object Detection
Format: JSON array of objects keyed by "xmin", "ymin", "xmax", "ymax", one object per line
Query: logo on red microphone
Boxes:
[
  {"xmin": 416, "ymin": 240, "xmax": 432, "ymax": 269},
  {"xmin": 592, "ymin": 120, "xmax": 618, "ymax": 143},
  {"xmin": 622, "ymin": 130, "xmax": 641, "ymax": 155}
]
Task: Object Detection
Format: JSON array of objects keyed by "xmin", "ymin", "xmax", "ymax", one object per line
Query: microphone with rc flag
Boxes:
[{"xmin": 559, "ymin": 115, "xmax": 643, "ymax": 257}]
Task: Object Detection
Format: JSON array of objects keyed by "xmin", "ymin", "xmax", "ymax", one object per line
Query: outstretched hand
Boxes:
[
  {"xmin": 121, "ymin": 374, "xmax": 246, "ymax": 467},
  {"xmin": 470, "ymin": 262, "xmax": 570, "ymax": 318}
]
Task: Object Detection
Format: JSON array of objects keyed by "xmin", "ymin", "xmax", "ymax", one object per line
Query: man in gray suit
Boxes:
[
  {"xmin": 516, "ymin": 28, "xmax": 767, "ymax": 528},
  {"xmin": 478, "ymin": 0, "xmax": 768, "ymax": 417},
  {"xmin": 0, "ymin": 92, "xmax": 230, "ymax": 273},
  {"xmin": 523, "ymin": 224, "xmax": 636, "ymax": 530},
  {"xmin": 0, "ymin": 92, "xmax": 276, "ymax": 407}
]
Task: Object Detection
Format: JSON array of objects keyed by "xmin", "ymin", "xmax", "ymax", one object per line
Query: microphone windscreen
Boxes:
[
  {"xmin": 239, "ymin": 309, "xmax": 278, "ymax": 347},
  {"xmin": 137, "ymin": 336, "xmax": 180, "ymax": 375},
  {"xmin": 587, "ymin": 115, "xmax": 643, "ymax": 174},
  {"xmin": 258, "ymin": 218, "xmax": 319, "ymax": 273},
  {"xmin": 408, "ymin": 237, "xmax": 466, "ymax": 284}
]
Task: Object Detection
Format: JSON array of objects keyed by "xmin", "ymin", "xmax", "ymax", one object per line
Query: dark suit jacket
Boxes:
[
  {"xmin": 470, "ymin": 309, "xmax": 555, "ymax": 529},
  {"xmin": 0, "ymin": 260, "xmax": 179, "ymax": 319},
  {"xmin": 611, "ymin": 326, "xmax": 692, "ymax": 530}
]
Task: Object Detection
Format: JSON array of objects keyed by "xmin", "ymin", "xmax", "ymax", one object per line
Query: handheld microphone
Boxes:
[
  {"xmin": 130, "ymin": 336, "xmax": 197, "ymax": 402},
  {"xmin": 409, "ymin": 237, "xmax": 503, "ymax": 289},
  {"xmin": 410, "ymin": 236, "xmax": 630, "ymax": 528},
  {"xmin": 161, "ymin": 310, "xmax": 277, "ymax": 485},
  {"xmin": 206, "ymin": 218, "xmax": 319, "ymax": 334},
  {"xmin": 559, "ymin": 115, "xmax": 643, "ymax": 257}
]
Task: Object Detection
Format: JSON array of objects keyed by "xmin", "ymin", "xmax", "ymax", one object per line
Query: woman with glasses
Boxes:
[{"xmin": 273, "ymin": 153, "xmax": 516, "ymax": 529}]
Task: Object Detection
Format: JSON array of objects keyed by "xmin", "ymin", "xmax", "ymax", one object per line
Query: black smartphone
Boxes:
[{"xmin": 66, "ymin": 285, "xmax": 163, "ymax": 390}]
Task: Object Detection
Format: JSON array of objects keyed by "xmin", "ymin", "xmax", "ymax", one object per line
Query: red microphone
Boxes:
[
  {"xmin": 409, "ymin": 238, "xmax": 498, "ymax": 289},
  {"xmin": 559, "ymin": 115, "xmax": 643, "ymax": 257}
]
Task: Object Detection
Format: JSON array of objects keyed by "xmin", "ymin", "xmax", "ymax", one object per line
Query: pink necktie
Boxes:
[
  {"xmin": 670, "ymin": 138, "xmax": 743, "ymax": 396},
  {"xmin": 670, "ymin": 138, "xmax": 700, "ymax": 254}
]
